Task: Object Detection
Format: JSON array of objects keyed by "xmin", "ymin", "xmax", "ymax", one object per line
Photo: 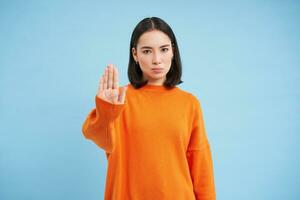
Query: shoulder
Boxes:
[
  {"xmin": 176, "ymin": 87, "xmax": 200, "ymax": 103},
  {"xmin": 176, "ymin": 87, "xmax": 203, "ymax": 113}
]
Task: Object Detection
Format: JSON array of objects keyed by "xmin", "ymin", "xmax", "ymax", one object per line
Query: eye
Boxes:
[
  {"xmin": 142, "ymin": 50, "xmax": 151, "ymax": 54},
  {"xmin": 161, "ymin": 48, "xmax": 169, "ymax": 52}
]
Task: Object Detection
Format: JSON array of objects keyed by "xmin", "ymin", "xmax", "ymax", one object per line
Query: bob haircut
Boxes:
[{"xmin": 128, "ymin": 17, "xmax": 184, "ymax": 89}]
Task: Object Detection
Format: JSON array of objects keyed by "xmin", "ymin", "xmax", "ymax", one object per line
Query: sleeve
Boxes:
[
  {"xmin": 82, "ymin": 95, "xmax": 125, "ymax": 154},
  {"xmin": 186, "ymin": 96, "xmax": 216, "ymax": 200}
]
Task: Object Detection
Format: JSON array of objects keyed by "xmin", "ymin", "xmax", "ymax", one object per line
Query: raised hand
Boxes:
[{"xmin": 97, "ymin": 64, "xmax": 128, "ymax": 104}]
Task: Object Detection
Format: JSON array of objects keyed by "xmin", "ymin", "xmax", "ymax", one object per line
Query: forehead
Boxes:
[{"xmin": 137, "ymin": 30, "xmax": 171, "ymax": 48}]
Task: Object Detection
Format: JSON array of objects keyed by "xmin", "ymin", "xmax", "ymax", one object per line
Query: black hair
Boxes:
[{"xmin": 128, "ymin": 17, "xmax": 183, "ymax": 89}]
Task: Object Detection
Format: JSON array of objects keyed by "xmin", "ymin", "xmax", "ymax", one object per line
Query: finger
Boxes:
[
  {"xmin": 108, "ymin": 64, "xmax": 113, "ymax": 89},
  {"xmin": 113, "ymin": 65, "xmax": 119, "ymax": 89},
  {"xmin": 104, "ymin": 67, "xmax": 108, "ymax": 89},
  {"xmin": 118, "ymin": 86, "xmax": 128, "ymax": 104},
  {"xmin": 100, "ymin": 75, "xmax": 104, "ymax": 92}
]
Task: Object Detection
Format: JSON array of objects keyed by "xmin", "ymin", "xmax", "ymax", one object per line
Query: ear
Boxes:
[
  {"xmin": 172, "ymin": 47, "xmax": 175, "ymax": 60},
  {"xmin": 132, "ymin": 47, "xmax": 137, "ymax": 62}
]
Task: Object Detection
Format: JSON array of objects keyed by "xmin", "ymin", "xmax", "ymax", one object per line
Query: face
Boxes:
[{"xmin": 132, "ymin": 29, "xmax": 174, "ymax": 85}]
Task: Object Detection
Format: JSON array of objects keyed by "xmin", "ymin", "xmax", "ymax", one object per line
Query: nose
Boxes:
[{"xmin": 152, "ymin": 52, "xmax": 161, "ymax": 65}]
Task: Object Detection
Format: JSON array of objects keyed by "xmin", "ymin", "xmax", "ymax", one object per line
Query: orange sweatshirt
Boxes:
[{"xmin": 82, "ymin": 83, "xmax": 216, "ymax": 200}]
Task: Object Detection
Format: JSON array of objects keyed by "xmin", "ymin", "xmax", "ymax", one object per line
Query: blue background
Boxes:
[{"xmin": 1, "ymin": 0, "xmax": 299, "ymax": 199}]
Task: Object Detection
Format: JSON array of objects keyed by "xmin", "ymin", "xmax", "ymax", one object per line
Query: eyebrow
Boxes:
[{"xmin": 140, "ymin": 44, "xmax": 171, "ymax": 49}]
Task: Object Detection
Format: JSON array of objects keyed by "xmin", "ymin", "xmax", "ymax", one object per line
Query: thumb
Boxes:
[{"xmin": 118, "ymin": 86, "xmax": 128, "ymax": 104}]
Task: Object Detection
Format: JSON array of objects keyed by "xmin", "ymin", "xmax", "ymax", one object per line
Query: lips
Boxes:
[
  {"xmin": 152, "ymin": 68, "xmax": 163, "ymax": 70},
  {"xmin": 151, "ymin": 68, "xmax": 163, "ymax": 74}
]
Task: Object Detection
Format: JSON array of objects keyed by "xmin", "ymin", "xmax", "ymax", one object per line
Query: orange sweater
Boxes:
[{"xmin": 82, "ymin": 83, "xmax": 216, "ymax": 200}]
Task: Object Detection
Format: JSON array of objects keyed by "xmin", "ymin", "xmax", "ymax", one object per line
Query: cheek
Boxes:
[
  {"xmin": 139, "ymin": 57, "xmax": 152, "ymax": 67},
  {"xmin": 138, "ymin": 61, "xmax": 151, "ymax": 72}
]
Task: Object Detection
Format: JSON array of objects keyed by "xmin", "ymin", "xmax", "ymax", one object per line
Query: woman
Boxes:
[{"xmin": 82, "ymin": 17, "xmax": 216, "ymax": 200}]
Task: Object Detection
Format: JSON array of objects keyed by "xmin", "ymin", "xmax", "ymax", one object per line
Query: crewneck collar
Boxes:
[{"xmin": 128, "ymin": 83, "xmax": 177, "ymax": 92}]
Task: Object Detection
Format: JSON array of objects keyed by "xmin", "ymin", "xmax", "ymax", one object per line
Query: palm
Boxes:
[
  {"xmin": 97, "ymin": 64, "xmax": 127, "ymax": 104},
  {"xmin": 98, "ymin": 88, "xmax": 119, "ymax": 104}
]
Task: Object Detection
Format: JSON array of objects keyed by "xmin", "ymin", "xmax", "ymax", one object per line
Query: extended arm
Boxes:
[
  {"xmin": 82, "ymin": 95, "xmax": 125, "ymax": 153},
  {"xmin": 82, "ymin": 64, "xmax": 127, "ymax": 154}
]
